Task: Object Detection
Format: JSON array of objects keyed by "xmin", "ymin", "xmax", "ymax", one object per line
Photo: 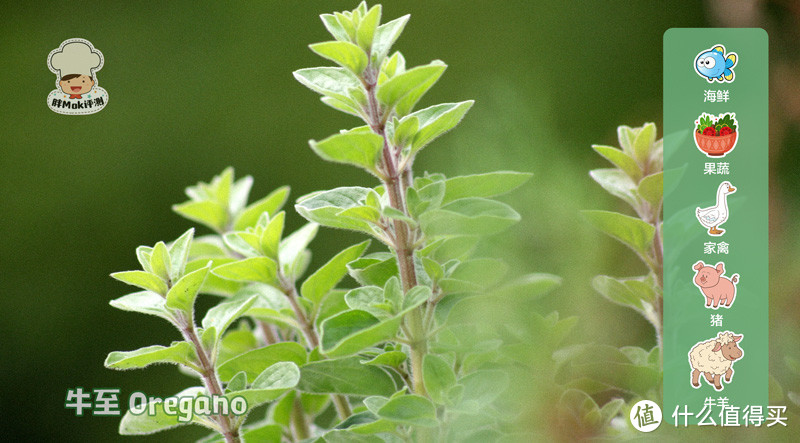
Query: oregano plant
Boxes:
[
  {"xmin": 106, "ymin": 3, "xmax": 544, "ymax": 442},
  {"xmin": 582, "ymin": 123, "xmax": 664, "ymax": 402}
]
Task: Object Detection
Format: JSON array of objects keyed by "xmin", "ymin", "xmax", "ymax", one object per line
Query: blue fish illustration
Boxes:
[{"xmin": 695, "ymin": 45, "xmax": 737, "ymax": 83}]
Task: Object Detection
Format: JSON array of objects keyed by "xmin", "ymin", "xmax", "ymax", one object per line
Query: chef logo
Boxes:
[{"xmin": 47, "ymin": 38, "xmax": 108, "ymax": 115}]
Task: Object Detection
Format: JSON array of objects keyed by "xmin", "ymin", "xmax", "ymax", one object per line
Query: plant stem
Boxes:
[
  {"xmin": 279, "ymin": 278, "xmax": 319, "ymax": 349},
  {"xmin": 332, "ymin": 394, "xmax": 353, "ymax": 419},
  {"xmin": 278, "ymin": 275, "xmax": 353, "ymax": 421},
  {"xmin": 258, "ymin": 320, "xmax": 279, "ymax": 345},
  {"xmin": 362, "ymin": 67, "xmax": 428, "ymax": 397},
  {"xmin": 652, "ymin": 214, "xmax": 664, "ymax": 371},
  {"xmin": 176, "ymin": 314, "xmax": 240, "ymax": 443},
  {"xmin": 290, "ymin": 396, "xmax": 310, "ymax": 441}
]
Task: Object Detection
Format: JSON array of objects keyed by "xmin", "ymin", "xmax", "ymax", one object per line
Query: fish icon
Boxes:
[{"xmin": 694, "ymin": 45, "xmax": 737, "ymax": 83}]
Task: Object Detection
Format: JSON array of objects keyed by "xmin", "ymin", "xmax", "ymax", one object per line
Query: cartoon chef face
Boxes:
[{"xmin": 58, "ymin": 74, "xmax": 94, "ymax": 96}]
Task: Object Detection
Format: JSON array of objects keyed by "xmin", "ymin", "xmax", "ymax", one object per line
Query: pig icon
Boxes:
[{"xmin": 692, "ymin": 261, "xmax": 739, "ymax": 309}]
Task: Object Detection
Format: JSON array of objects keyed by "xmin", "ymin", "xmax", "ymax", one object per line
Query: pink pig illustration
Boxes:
[{"xmin": 692, "ymin": 261, "xmax": 739, "ymax": 309}]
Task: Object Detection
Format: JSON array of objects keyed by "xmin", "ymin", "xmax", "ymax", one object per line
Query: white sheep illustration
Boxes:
[{"xmin": 688, "ymin": 331, "xmax": 743, "ymax": 391}]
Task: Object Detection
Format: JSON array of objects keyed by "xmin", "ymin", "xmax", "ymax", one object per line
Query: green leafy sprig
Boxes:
[
  {"xmin": 106, "ymin": 3, "xmax": 544, "ymax": 442},
  {"xmin": 582, "ymin": 123, "xmax": 664, "ymax": 404}
]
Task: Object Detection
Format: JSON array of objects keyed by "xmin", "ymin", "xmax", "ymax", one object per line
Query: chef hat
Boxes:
[{"xmin": 49, "ymin": 39, "xmax": 103, "ymax": 77}]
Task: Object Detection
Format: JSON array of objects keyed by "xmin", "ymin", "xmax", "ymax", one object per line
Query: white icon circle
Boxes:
[{"xmin": 630, "ymin": 400, "xmax": 662, "ymax": 432}]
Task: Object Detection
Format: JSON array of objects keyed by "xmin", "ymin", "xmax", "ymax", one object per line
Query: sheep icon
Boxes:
[{"xmin": 688, "ymin": 331, "xmax": 743, "ymax": 391}]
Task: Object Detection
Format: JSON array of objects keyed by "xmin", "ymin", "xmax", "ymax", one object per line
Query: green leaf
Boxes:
[
  {"xmin": 395, "ymin": 66, "xmax": 447, "ymax": 117},
  {"xmin": 279, "ymin": 223, "xmax": 318, "ymax": 273},
  {"xmin": 186, "ymin": 237, "xmax": 227, "ymax": 259},
  {"xmin": 638, "ymin": 172, "xmax": 663, "ymax": 207},
  {"xmin": 226, "ymin": 371, "xmax": 247, "ymax": 393},
  {"xmin": 293, "ymin": 67, "xmax": 361, "ymax": 105},
  {"xmin": 617, "ymin": 125, "xmax": 636, "ymax": 157},
  {"xmin": 372, "ymin": 15, "xmax": 409, "ymax": 61},
  {"xmin": 592, "ymin": 145, "xmax": 642, "ymax": 182},
  {"xmin": 223, "ymin": 231, "xmax": 261, "ymax": 258},
  {"xmin": 302, "ymin": 240, "xmax": 371, "ymax": 305},
  {"xmin": 109, "ymin": 291, "xmax": 172, "ymax": 322},
  {"xmin": 491, "ymin": 273, "xmax": 562, "ymax": 300},
  {"xmin": 364, "ymin": 396, "xmax": 390, "ymax": 415},
  {"xmin": 110, "ymin": 271, "xmax": 167, "ymax": 296},
  {"xmin": 295, "ymin": 187, "xmax": 377, "ymax": 235},
  {"xmin": 216, "ymin": 325, "xmax": 258, "ymax": 365},
  {"xmin": 118, "ymin": 387, "xmax": 205, "ymax": 435},
  {"xmin": 298, "ymin": 356, "xmax": 397, "ymax": 396},
  {"xmin": 309, "ymin": 131, "xmax": 383, "ymax": 174},
  {"xmin": 402, "ymin": 285, "xmax": 431, "ymax": 310},
  {"xmin": 201, "ymin": 294, "xmax": 258, "ymax": 338},
  {"xmin": 226, "ymin": 362, "xmax": 301, "ymax": 408},
  {"xmin": 408, "ymin": 101, "xmax": 473, "ymax": 156},
  {"xmin": 592, "ymin": 275, "xmax": 655, "ymax": 310},
  {"xmin": 239, "ymin": 283, "xmax": 299, "ymax": 330},
  {"xmin": 355, "ymin": 4, "xmax": 381, "ymax": 52},
  {"xmin": 135, "ymin": 246, "xmax": 153, "ymax": 273},
  {"xmin": 633, "ymin": 122, "xmax": 657, "ymax": 165},
  {"xmin": 321, "ymin": 13, "xmax": 350, "ymax": 42},
  {"xmin": 219, "ymin": 342, "xmax": 307, "ymax": 383},
  {"xmin": 344, "ymin": 286, "xmax": 386, "ymax": 313},
  {"xmin": 455, "ymin": 370, "xmax": 510, "ymax": 413},
  {"xmin": 167, "ymin": 228, "xmax": 194, "ymax": 280},
  {"xmin": 361, "ymin": 350, "xmax": 407, "ymax": 367},
  {"xmin": 310, "ymin": 41, "xmax": 368, "ymax": 75},
  {"xmin": 320, "ymin": 310, "xmax": 403, "ymax": 357},
  {"xmin": 321, "ymin": 96, "xmax": 363, "ymax": 117},
  {"xmin": 423, "ymin": 354, "xmax": 456, "ymax": 404},
  {"xmin": 233, "ymin": 186, "xmax": 290, "ymax": 231},
  {"xmin": 270, "ymin": 390, "xmax": 295, "ymax": 428},
  {"xmin": 166, "ymin": 263, "xmax": 210, "ymax": 314},
  {"xmin": 150, "ymin": 242, "xmax": 171, "ymax": 282},
  {"xmin": 382, "ymin": 51, "xmax": 405, "ymax": 78},
  {"xmin": 383, "ymin": 277, "xmax": 402, "ymax": 311},
  {"xmin": 172, "ymin": 200, "xmax": 227, "ymax": 233},
  {"xmin": 581, "ymin": 210, "xmax": 655, "ymax": 256},
  {"xmin": 392, "ymin": 115, "xmax": 419, "ymax": 148},
  {"xmin": 421, "ymin": 258, "xmax": 443, "ymax": 283},
  {"xmin": 419, "ymin": 198, "xmax": 520, "ymax": 237},
  {"xmin": 442, "ymin": 171, "xmax": 532, "ymax": 204},
  {"xmin": 200, "ymin": 327, "xmax": 217, "ymax": 355},
  {"xmin": 335, "ymin": 11, "xmax": 357, "ymax": 41},
  {"xmin": 337, "ymin": 205, "xmax": 381, "ymax": 224},
  {"xmin": 589, "ymin": 168, "xmax": 638, "ymax": 208},
  {"xmin": 185, "ymin": 258, "xmax": 242, "ymax": 297},
  {"xmin": 347, "ymin": 253, "xmax": 398, "ymax": 287},
  {"xmin": 407, "ymin": 180, "xmax": 445, "ymax": 219},
  {"xmin": 105, "ymin": 342, "xmax": 195, "ymax": 370},
  {"xmin": 229, "ymin": 173, "xmax": 253, "ymax": 215},
  {"xmin": 557, "ymin": 357, "xmax": 659, "ymax": 397},
  {"xmin": 259, "ymin": 211, "xmax": 285, "ymax": 259},
  {"xmin": 376, "ymin": 395, "xmax": 437, "ymax": 427},
  {"xmin": 212, "ymin": 257, "xmax": 278, "ymax": 284},
  {"xmin": 377, "ymin": 62, "xmax": 446, "ymax": 109},
  {"xmin": 449, "ymin": 258, "xmax": 508, "ymax": 289}
]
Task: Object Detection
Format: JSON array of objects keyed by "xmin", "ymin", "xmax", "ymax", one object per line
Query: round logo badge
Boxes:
[{"xmin": 630, "ymin": 399, "xmax": 662, "ymax": 432}]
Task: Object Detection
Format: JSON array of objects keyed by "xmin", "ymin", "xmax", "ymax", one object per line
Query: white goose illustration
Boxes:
[{"xmin": 696, "ymin": 181, "xmax": 736, "ymax": 236}]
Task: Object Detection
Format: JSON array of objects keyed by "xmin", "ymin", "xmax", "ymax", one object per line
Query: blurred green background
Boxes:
[{"xmin": 2, "ymin": 0, "xmax": 799, "ymax": 441}]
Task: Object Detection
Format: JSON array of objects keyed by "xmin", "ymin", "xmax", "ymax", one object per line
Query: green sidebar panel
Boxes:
[{"xmin": 663, "ymin": 29, "xmax": 768, "ymax": 426}]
